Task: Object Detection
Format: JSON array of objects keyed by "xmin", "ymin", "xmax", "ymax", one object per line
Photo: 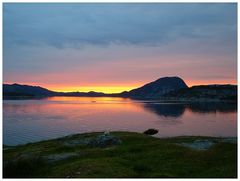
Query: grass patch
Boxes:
[{"xmin": 3, "ymin": 132, "xmax": 237, "ymax": 178}]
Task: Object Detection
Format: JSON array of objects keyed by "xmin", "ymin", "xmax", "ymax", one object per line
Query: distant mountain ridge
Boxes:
[
  {"xmin": 3, "ymin": 83, "xmax": 105, "ymax": 98},
  {"xmin": 3, "ymin": 76, "xmax": 237, "ymax": 102},
  {"xmin": 3, "ymin": 83, "xmax": 55, "ymax": 97}
]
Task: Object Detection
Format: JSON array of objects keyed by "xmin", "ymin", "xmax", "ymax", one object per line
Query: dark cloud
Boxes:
[{"xmin": 3, "ymin": 3, "xmax": 237, "ymax": 49}]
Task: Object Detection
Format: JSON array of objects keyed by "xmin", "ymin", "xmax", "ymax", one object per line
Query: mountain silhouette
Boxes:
[
  {"xmin": 165, "ymin": 84, "xmax": 237, "ymax": 101},
  {"xmin": 3, "ymin": 84, "xmax": 105, "ymax": 98},
  {"xmin": 3, "ymin": 83, "xmax": 55, "ymax": 97},
  {"xmin": 120, "ymin": 76, "xmax": 188, "ymax": 98},
  {"xmin": 3, "ymin": 76, "xmax": 237, "ymax": 101}
]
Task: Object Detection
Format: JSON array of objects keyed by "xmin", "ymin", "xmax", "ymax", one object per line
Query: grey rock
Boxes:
[
  {"xmin": 62, "ymin": 132, "xmax": 122, "ymax": 148},
  {"xmin": 176, "ymin": 140, "xmax": 214, "ymax": 150},
  {"xmin": 63, "ymin": 138, "xmax": 92, "ymax": 147},
  {"xmin": 87, "ymin": 133, "xmax": 122, "ymax": 148},
  {"xmin": 44, "ymin": 153, "xmax": 78, "ymax": 162}
]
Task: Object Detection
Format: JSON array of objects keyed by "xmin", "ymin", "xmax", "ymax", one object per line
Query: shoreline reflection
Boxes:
[{"xmin": 3, "ymin": 97, "xmax": 237, "ymax": 146}]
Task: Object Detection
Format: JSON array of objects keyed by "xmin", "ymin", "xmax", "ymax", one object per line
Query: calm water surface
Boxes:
[{"xmin": 3, "ymin": 97, "xmax": 237, "ymax": 145}]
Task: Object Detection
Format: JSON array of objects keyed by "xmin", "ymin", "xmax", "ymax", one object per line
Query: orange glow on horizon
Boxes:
[
  {"xmin": 49, "ymin": 81, "xmax": 238, "ymax": 93},
  {"xmin": 49, "ymin": 86, "xmax": 139, "ymax": 94},
  {"xmin": 4, "ymin": 78, "xmax": 237, "ymax": 94}
]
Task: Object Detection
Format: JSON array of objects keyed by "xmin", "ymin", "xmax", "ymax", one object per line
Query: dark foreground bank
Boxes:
[{"xmin": 3, "ymin": 132, "xmax": 237, "ymax": 178}]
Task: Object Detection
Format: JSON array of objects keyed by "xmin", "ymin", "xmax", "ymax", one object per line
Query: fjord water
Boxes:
[{"xmin": 3, "ymin": 97, "xmax": 237, "ymax": 146}]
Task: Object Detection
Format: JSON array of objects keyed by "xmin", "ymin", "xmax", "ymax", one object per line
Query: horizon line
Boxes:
[{"xmin": 3, "ymin": 82, "xmax": 237, "ymax": 94}]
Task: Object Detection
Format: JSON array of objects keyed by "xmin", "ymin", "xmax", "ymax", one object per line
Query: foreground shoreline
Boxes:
[{"xmin": 3, "ymin": 131, "xmax": 237, "ymax": 178}]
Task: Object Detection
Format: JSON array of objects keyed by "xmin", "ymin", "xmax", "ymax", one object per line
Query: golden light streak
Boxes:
[{"xmin": 49, "ymin": 86, "xmax": 138, "ymax": 94}]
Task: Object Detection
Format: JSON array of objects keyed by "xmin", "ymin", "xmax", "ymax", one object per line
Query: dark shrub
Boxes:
[{"xmin": 143, "ymin": 129, "xmax": 158, "ymax": 135}]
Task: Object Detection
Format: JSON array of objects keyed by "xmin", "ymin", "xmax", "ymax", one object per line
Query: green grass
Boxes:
[{"xmin": 3, "ymin": 132, "xmax": 237, "ymax": 178}]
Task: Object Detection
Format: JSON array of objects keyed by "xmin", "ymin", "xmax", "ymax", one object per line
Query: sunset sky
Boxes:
[{"xmin": 3, "ymin": 3, "xmax": 237, "ymax": 93}]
